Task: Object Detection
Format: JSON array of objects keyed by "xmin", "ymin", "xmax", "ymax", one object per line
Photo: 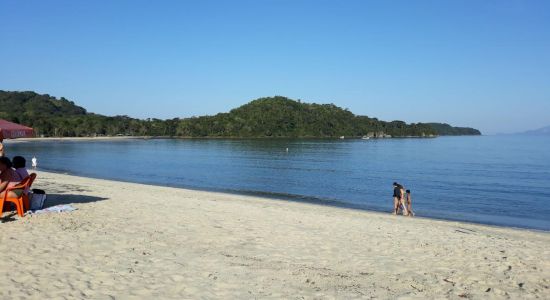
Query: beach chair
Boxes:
[
  {"xmin": 22, "ymin": 173, "xmax": 37, "ymax": 211},
  {"xmin": 0, "ymin": 175, "xmax": 33, "ymax": 218}
]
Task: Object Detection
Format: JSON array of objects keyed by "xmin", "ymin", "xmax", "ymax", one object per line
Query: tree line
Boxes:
[{"xmin": 0, "ymin": 91, "xmax": 480, "ymax": 138}]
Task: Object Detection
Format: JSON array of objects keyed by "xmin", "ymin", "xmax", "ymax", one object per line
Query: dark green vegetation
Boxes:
[
  {"xmin": 0, "ymin": 91, "xmax": 480, "ymax": 138},
  {"xmin": 177, "ymin": 97, "xmax": 439, "ymax": 137},
  {"xmin": 426, "ymin": 123, "xmax": 481, "ymax": 136},
  {"xmin": 0, "ymin": 91, "xmax": 177, "ymax": 137}
]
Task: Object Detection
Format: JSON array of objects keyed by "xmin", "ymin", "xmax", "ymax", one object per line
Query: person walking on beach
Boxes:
[
  {"xmin": 405, "ymin": 189, "xmax": 414, "ymax": 216},
  {"xmin": 399, "ymin": 184, "xmax": 408, "ymax": 215},
  {"xmin": 392, "ymin": 182, "xmax": 402, "ymax": 215},
  {"xmin": 31, "ymin": 156, "xmax": 37, "ymax": 170}
]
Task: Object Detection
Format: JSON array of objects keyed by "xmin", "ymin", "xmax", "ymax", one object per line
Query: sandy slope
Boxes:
[{"xmin": 0, "ymin": 171, "xmax": 548, "ymax": 299}]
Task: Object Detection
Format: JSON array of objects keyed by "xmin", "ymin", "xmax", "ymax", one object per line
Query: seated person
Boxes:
[
  {"xmin": 0, "ymin": 157, "xmax": 22, "ymax": 200},
  {"xmin": 12, "ymin": 156, "xmax": 30, "ymax": 181}
]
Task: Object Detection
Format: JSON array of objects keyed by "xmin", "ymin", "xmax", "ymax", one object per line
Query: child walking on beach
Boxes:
[{"xmin": 405, "ymin": 190, "xmax": 414, "ymax": 217}]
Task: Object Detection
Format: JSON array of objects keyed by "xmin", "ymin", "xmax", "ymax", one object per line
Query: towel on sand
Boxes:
[{"xmin": 32, "ymin": 204, "xmax": 77, "ymax": 214}]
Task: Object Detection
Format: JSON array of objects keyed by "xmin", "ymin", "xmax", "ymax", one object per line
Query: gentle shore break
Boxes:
[{"xmin": 1, "ymin": 171, "xmax": 549, "ymax": 299}]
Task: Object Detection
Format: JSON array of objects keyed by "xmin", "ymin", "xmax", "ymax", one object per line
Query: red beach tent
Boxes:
[{"xmin": 0, "ymin": 119, "xmax": 34, "ymax": 139}]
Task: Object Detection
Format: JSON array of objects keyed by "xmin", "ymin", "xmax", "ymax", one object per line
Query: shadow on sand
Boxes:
[{"xmin": 45, "ymin": 193, "xmax": 109, "ymax": 207}]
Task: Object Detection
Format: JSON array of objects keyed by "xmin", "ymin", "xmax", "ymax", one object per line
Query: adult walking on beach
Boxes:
[{"xmin": 392, "ymin": 182, "xmax": 402, "ymax": 215}]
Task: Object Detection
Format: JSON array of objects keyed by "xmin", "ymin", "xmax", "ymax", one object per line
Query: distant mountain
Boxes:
[
  {"xmin": 0, "ymin": 91, "xmax": 480, "ymax": 138},
  {"xmin": 426, "ymin": 123, "xmax": 481, "ymax": 136},
  {"xmin": 519, "ymin": 126, "xmax": 550, "ymax": 136}
]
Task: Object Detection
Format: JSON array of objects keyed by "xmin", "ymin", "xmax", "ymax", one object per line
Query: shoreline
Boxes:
[
  {"xmin": 1, "ymin": 171, "xmax": 549, "ymax": 298},
  {"xmin": 6, "ymin": 136, "xmax": 152, "ymax": 143},
  {"xmin": 6, "ymin": 134, "xmax": 486, "ymax": 143},
  {"xmin": 24, "ymin": 168, "xmax": 550, "ymax": 232}
]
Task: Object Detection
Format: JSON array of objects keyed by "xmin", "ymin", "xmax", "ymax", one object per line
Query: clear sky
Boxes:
[{"xmin": 1, "ymin": 0, "xmax": 549, "ymax": 134}]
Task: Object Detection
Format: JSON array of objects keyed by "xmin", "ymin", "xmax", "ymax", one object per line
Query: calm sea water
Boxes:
[{"xmin": 8, "ymin": 136, "xmax": 550, "ymax": 230}]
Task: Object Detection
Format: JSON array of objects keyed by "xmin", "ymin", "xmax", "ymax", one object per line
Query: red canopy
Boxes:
[{"xmin": 0, "ymin": 119, "xmax": 34, "ymax": 139}]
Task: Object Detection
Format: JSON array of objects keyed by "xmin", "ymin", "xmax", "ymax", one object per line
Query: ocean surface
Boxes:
[{"xmin": 8, "ymin": 135, "xmax": 550, "ymax": 230}]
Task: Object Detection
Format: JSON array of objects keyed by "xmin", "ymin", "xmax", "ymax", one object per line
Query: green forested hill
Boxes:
[
  {"xmin": 426, "ymin": 123, "xmax": 481, "ymax": 136},
  {"xmin": 0, "ymin": 91, "xmax": 480, "ymax": 137},
  {"xmin": 0, "ymin": 91, "xmax": 176, "ymax": 137},
  {"xmin": 176, "ymin": 97, "xmax": 438, "ymax": 137}
]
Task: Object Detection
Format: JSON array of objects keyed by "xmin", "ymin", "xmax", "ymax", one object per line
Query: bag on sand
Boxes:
[{"xmin": 29, "ymin": 189, "xmax": 47, "ymax": 210}]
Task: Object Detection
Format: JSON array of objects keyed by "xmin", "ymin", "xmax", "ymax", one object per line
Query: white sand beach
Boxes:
[{"xmin": 1, "ymin": 171, "xmax": 548, "ymax": 299}]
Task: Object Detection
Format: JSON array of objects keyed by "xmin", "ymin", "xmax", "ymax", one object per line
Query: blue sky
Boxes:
[{"xmin": 1, "ymin": 0, "xmax": 549, "ymax": 134}]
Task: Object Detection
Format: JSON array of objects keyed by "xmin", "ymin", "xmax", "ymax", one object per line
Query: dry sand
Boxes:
[{"xmin": 0, "ymin": 171, "xmax": 548, "ymax": 299}]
